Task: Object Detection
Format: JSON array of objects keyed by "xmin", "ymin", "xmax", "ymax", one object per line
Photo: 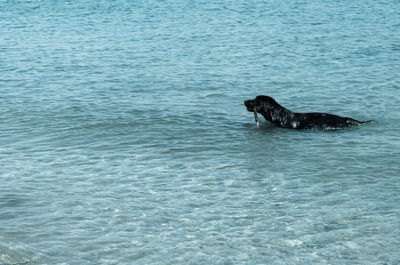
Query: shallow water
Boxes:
[{"xmin": 1, "ymin": 0, "xmax": 400, "ymax": 264}]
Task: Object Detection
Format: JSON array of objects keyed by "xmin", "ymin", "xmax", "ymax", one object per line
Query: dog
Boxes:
[{"xmin": 244, "ymin": 95, "xmax": 373, "ymax": 129}]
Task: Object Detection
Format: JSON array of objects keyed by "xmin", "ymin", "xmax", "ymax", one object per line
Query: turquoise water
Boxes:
[{"xmin": 1, "ymin": 0, "xmax": 400, "ymax": 264}]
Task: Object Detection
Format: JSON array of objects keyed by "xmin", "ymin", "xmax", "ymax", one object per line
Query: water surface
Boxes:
[{"xmin": 1, "ymin": 0, "xmax": 400, "ymax": 264}]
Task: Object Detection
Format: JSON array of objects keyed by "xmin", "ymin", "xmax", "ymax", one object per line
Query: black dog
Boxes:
[{"xmin": 244, "ymin": 95, "xmax": 373, "ymax": 129}]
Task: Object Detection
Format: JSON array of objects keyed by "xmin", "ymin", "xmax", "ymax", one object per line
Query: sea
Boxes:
[{"xmin": 1, "ymin": 0, "xmax": 399, "ymax": 264}]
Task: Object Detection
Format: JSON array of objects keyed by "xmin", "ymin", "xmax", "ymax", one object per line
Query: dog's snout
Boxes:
[{"xmin": 244, "ymin": 100, "xmax": 253, "ymax": 107}]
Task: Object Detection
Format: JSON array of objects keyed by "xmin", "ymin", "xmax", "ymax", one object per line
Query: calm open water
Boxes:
[{"xmin": 1, "ymin": 0, "xmax": 400, "ymax": 264}]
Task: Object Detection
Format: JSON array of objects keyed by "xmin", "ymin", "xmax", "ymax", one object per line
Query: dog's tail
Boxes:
[
  {"xmin": 359, "ymin": 120, "xmax": 375, "ymax": 124},
  {"xmin": 347, "ymin": 118, "xmax": 375, "ymax": 125}
]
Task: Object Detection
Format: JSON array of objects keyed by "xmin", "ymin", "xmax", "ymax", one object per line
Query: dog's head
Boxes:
[{"xmin": 244, "ymin": 95, "xmax": 277, "ymax": 113}]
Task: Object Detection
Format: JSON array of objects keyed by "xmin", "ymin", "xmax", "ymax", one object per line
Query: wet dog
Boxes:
[{"xmin": 244, "ymin": 95, "xmax": 373, "ymax": 129}]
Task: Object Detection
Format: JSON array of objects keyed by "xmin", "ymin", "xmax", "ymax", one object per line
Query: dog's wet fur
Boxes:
[{"xmin": 244, "ymin": 95, "xmax": 373, "ymax": 130}]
